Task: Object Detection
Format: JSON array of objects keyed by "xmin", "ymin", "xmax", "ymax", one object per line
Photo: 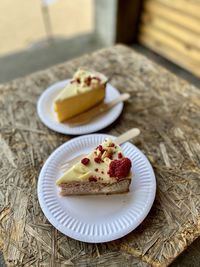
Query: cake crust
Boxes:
[{"xmin": 59, "ymin": 179, "xmax": 131, "ymax": 196}]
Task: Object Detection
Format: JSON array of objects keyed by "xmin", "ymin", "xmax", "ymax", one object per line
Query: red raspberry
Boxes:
[
  {"xmin": 109, "ymin": 143, "xmax": 115, "ymax": 147},
  {"xmin": 107, "ymin": 154, "xmax": 113, "ymax": 159},
  {"xmin": 81, "ymin": 158, "xmax": 90, "ymax": 165},
  {"xmin": 118, "ymin": 153, "xmax": 123, "ymax": 159},
  {"xmin": 108, "ymin": 158, "xmax": 132, "ymax": 179},
  {"xmin": 84, "ymin": 76, "xmax": 92, "ymax": 86},
  {"xmin": 94, "ymin": 157, "xmax": 102, "ymax": 163},
  {"xmin": 89, "ymin": 176, "xmax": 97, "ymax": 182},
  {"xmin": 96, "ymin": 145, "xmax": 103, "ymax": 152}
]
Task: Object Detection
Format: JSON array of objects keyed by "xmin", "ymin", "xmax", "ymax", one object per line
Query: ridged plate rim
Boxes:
[
  {"xmin": 37, "ymin": 80, "xmax": 123, "ymax": 135},
  {"xmin": 37, "ymin": 134, "xmax": 156, "ymax": 243}
]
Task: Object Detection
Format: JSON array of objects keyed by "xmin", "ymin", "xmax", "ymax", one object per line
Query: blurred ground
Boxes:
[{"xmin": 0, "ymin": 0, "xmax": 93, "ymax": 55}]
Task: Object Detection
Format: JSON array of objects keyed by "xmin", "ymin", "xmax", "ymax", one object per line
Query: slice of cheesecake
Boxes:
[
  {"xmin": 54, "ymin": 68, "xmax": 108, "ymax": 122},
  {"xmin": 56, "ymin": 139, "xmax": 132, "ymax": 196}
]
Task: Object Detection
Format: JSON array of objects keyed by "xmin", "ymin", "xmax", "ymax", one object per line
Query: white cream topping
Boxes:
[
  {"xmin": 56, "ymin": 138, "xmax": 122, "ymax": 185},
  {"xmin": 55, "ymin": 68, "xmax": 108, "ymax": 102}
]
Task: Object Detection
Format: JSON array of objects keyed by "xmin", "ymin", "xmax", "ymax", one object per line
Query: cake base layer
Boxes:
[{"xmin": 59, "ymin": 179, "xmax": 131, "ymax": 196}]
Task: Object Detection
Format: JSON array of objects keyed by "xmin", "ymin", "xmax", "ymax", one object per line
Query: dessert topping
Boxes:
[
  {"xmin": 81, "ymin": 158, "xmax": 90, "ymax": 165},
  {"xmin": 94, "ymin": 156, "xmax": 102, "ymax": 163},
  {"xmin": 101, "ymin": 147, "xmax": 114, "ymax": 160},
  {"xmin": 108, "ymin": 158, "xmax": 132, "ymax": 179},
  {"xmin": 92, "ymin": 77, "xmax": 101, "ymax": 83},
  {"xmin": 70, "ymin": 78, "xmax": 81, "ymax": 84},
  {"xmin": 89, "ymin": 176, "xmax": 97, "ymax": 182},
  {"xmin": 109, "ymin": 143, "xmax": 115, "ymax": 147},
  {"xmin": 84, "ymin": 76, "xmax": 92, "ymax": 86},
  {"xmin": 118, "ymin": 153, "xmax": 123, "ymax": 159},
  {"xmin": 96, "ymin": 145, "xmax": 103, "ymax": 152}
]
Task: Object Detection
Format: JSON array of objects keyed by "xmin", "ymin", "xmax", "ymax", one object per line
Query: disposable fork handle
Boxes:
[
  {"xmin": 115, "ymin": 128, "xmax": 140, "ymax": 145},
  {"xmin": 66, "ymin": 93, "xmax": 130, "ymax": 126}
]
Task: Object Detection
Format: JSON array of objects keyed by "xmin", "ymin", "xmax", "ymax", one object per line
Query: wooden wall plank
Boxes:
[
  {"xmin": 144, "ymin": 0, "xmax": 200, "ymax": 34},
  {"xmin": 141, "ymin": 14, "xmax": 200, "ymax": 50},
  {"xmin": 139, "ymin": 34, "xmax": 200, "ymax": 77},
  {"xmin": 139, "ymin": 0, "xmax": 200, "ymax": 76},
  {"xmin": 156, "ymin": 0, "xmax": 200, "ymax": 19},
  {"xmin": 140, "ymin": 25, "xmax": 200, "ymax": 61}
]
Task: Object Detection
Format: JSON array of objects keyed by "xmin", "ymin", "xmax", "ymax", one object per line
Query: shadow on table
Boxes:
[{"xmin": 170, "ymin": 236, "xmax": 200, "ymax": 267}]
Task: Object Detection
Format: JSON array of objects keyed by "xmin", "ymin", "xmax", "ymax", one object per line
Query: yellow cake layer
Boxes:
[
  {"xmin": 54, "ymin": 86, "xmax": 105, "ymax": 122},
  {"xmin": 54, "ymin": 68, "xmax": 108, "ymax": 122}
]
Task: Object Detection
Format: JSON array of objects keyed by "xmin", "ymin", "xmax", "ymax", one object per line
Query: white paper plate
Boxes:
[
  {"xmin": 38, "ymin": 134, "xmax": 156, "ymax": 243},
  {"xmin": 37, "ymin": 80, "xmax": 123, "ymax": 135}
]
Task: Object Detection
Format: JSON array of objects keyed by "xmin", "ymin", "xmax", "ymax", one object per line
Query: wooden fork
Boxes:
[{"xmin": 66, "ymin": 93, "xmax": 130, "ymax": 127}]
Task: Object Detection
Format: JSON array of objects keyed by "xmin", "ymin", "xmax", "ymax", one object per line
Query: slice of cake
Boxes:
[
  {"xmin": 56, "ymin": 139, "xmax": 132, "ymax": 196},
  {"xmin": 54, "ymin": 68, "xmax": 108, "ymax": 122}
]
